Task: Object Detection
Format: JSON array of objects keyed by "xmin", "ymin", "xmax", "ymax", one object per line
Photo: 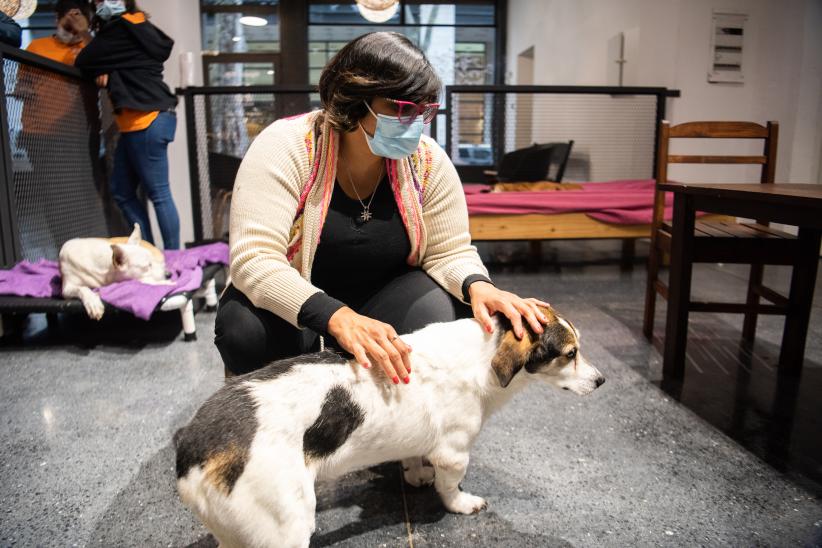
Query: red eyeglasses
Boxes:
[{"xmin": 386, "ymin": 98, "xmax": 440, "ymax": 125}]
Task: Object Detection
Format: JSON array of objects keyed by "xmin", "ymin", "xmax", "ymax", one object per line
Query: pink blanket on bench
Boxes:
[
  {"xmin": 464, "ymin": 179, "xmax": 671, "ymax": 225},
  {"xmin": 0, "ymin": 242, "xmax": 228, "ymax": 320}
]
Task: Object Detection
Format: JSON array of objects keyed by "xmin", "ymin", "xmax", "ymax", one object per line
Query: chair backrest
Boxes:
[
  {"xmin": 651, "ymin": 120, "xmax": 779, "ymax": 228},
  {"xmin": 497, "ymin": 140, "xmax": 575, "ymax": 182}
]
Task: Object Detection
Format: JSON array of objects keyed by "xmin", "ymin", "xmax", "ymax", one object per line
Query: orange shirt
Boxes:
[
  {"xmin": 114, "ymin": 12, "xmax": 160, "ymax": 133},
  {"xmin": 27, "ymin": 35, "xmax": 86, "ymax": 65},
  {"xmin": 20, "ymin": 36, "xmax": 87, "ymax": 134}
]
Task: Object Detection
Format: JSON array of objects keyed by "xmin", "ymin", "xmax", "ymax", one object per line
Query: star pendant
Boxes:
[{"xmin": 359, "ymin": 209, "xmax": 372, "ymax": 222}]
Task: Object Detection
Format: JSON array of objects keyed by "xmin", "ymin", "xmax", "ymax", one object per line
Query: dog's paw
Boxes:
[
  {"xmin": 402, "ymin": 458, "xmax": 435, "ymax": 487},
  {"xmin": 444, "ymin": 492, "xmax": 487, "ymax": 515},
  {"xmin": 82, "ymin": 294, "xmax": 105, "ymax": 320}
]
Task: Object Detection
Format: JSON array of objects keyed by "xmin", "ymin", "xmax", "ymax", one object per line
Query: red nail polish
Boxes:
[
  {"xmin": 486, "ymin": 325, "xmax": 492, "ymax": 333},
  {"xmin": 363, "ymin": 363, "xmax": 370, "ymax": 369},
  {"xmin": 407, "ymin": 366, "xmax": 412, "ymax": 372},
  {"xmin": 392, "ymin": 376, "xmax": 399, "ymax": 384},
  {"xmin": 403, "ymin": 376, "xmax": 410, "ymax": 384}
]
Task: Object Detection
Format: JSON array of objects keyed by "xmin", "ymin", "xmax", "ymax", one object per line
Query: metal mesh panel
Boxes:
[
  {"xmin": 186, "ymin": 89, "xmax": 316, "ymax": 240},
  {"xmin": 449, "ymin": 89, "xmax": 659, "ymax": 182},
  {"xmin": 3, "ymin": 57, "xmax": 107, "ymax": 261}
]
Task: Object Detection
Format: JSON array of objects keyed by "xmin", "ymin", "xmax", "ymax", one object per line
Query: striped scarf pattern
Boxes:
[{"xmin": 286, "ymin": 112, "xmax": 433, "ymax": 271}]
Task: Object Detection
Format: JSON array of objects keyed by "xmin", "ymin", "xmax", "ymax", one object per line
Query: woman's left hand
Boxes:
[{"xmin": 468, "ymin": 281, "xmax": 551, "ymax": 339}]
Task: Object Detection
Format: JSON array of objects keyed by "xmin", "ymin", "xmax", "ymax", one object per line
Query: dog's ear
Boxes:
[
  {"xmin": 111, "ymin": 244, "xmax": 128, "ymax": 269},
  {"xmin": 491, "ymin": 326, "xmax": 538, "ymax": 388},
  {"xmin": 127, "ymin": 223, "xmax": 141, "ymax": 245}
]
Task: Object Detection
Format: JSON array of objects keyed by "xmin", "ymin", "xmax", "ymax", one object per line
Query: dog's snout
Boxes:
[{"xmin": 595, "ymin": 376, "xmax": 605, "ymax": 388}]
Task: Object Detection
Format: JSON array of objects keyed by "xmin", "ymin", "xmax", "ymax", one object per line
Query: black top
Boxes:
[
  {"xmin": 298, "ymin": 177, "xmax": 411, "ymax": 334},
  {"xmin": 297, "ymin": 178, "xmax": 494, "ymax": 336},
  {"xmin": 74, "ymin": 14, "xmax": 177, "ymax": 112}
]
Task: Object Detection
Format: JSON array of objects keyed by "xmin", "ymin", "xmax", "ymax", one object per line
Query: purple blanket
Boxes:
[{"xmin": 0, "ymin": 242, "xmax": 228, "ymax": 320}]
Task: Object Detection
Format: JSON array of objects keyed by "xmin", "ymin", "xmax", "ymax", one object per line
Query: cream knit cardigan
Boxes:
[{"xmin": 228, "ymin": 111, "xmax": 489, "ymax": 328}]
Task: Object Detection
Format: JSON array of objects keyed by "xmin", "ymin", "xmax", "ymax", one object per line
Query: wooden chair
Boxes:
[{"xmin": 643, "ymin": 120, "xmax": 799, "ymax": 348}]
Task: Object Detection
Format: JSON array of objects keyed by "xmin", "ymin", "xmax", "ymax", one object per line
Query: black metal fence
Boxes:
[
  {"xmin": 445, "ymin": 85, "xmax": 677, "ymax": 183},
  {"xmin": 178, "ymin": 85, "xmax": 316, "ymax": 241},
  {"xmin": 0, "ymin": 42, "xmax": 124, "ymax": 267},
  {"xmin": 180, "ymin": 84, "xmax": 678, "ymax": 241}
]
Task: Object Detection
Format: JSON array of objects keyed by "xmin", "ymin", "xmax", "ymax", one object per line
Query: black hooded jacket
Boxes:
[{"xmin": 75, "ymin": 13, "xmax": 176, "ymax": 112}]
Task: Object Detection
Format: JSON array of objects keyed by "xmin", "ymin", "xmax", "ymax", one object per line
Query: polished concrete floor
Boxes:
[{"xmin": 1, "ymin": 241, "xmax": 821, "ymax": 547}]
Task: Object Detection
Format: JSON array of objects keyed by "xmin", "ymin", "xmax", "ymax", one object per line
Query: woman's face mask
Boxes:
[
  {"xmin": 96, "ymin": 0, "xmax": 126, "ymax": 21},
  {"xmin": 359, "ymin": 101, "xmax": 424, "ymax": 160}
]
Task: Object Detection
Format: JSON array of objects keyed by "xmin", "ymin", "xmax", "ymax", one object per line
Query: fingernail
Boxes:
[
  {"xmin": 407, "ymin": 365, "xmax": 412, "ymax": 372},
  {"xmin": 363, "ymin": 362, "xmax": 370, "ymax": 369},
  {"xmin": 392, "ymin": 376, "xmax": 399, "ymax": 384},
  {"xmin": 486, "ymin": 325, "xmax": 493, "ymax": 333},
  {"xmin": 403, "ymin": 376, "xmax": 410, "ymax": 384}
]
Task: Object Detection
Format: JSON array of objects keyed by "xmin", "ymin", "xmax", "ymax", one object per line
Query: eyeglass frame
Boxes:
[{"xmin": 384, "ymin": 98, "xmax": 440, "ymax": 125}]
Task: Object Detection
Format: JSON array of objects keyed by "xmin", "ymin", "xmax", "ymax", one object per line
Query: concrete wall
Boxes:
[{"xmin": 506, "ymin": 0, "xmax": 822, "ymax": 185}]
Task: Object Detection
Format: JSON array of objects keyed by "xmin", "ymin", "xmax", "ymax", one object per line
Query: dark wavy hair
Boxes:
[
  {"xmin": 318, "ymin": 32, "xmax": 442, "ymax": 133},
  {"xmin": 55, "ymin": 0, "xmax": 93, "ymax": 20}
]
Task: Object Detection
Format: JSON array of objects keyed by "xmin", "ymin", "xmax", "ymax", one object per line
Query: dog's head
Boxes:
[
  {"xmin": 491, "ymin": 306, "xmax": 604, "ymax": 395},
  {"xmin": 111, "ymin": 224, "xmax": 167, "ymax": 283}
]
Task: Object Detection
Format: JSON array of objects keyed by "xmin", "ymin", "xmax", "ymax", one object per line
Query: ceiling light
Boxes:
[
  {"xmin": 356, "ymin": 0, "xmax": 398, "ymax": 23},
  {"xmin": 239, "ymin": 16, "xmax": 267, "ymax": 27}
]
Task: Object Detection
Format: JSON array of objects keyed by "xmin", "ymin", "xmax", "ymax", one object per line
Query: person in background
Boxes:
[
  {"xmin": 75, "ymin": 0, "xmax": 180, "ymax": 249},
  {"xmin": 14, "ymin": 1, "xmax": 94, "ymax": 252},
  {"xmin": 0, "ymin": 9, "xmax": 22, "ymax": 47},
  {"xmin": 26, "ymin": 0, "xmax": 91, "ymax": 64}
]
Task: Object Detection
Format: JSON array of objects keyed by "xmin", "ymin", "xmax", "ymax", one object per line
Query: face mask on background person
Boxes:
[
  {"xmin": 55, "ymin": 25, "xmax": 83, "ymax": 45},
  {"xmin": 96, "ymin": 0, "xmax": 126, "ymax": 21},
  {"xmin": 359, "ymin": 101, "xmax": 424, "ymax": 160}
]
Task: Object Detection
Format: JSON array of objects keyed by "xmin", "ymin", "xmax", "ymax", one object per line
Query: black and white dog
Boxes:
[{"xmin": 174, "ymin": 306, "xmax": 604, "ymax": 548}]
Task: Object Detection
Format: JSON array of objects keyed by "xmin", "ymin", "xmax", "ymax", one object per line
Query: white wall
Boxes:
[
  {"xmin": 507, "ymin": 0, "xmax": 822, "ymax": 185},
  {"xmin": 137, "ymin": 0, "xmax": 203, "ymax": 246}
]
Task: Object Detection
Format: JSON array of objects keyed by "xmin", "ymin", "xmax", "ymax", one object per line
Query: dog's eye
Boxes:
[{"xmin": 566, "ymin": 349, "xmax": 577, "ymax": 360}]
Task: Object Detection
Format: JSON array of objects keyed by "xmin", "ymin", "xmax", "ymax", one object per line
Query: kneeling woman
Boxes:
[{"xmin": 216, "ymin": 31, "xmax": 549, "ymax": 379}]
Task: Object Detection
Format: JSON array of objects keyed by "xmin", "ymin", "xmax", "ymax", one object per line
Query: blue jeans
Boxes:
[{"xmin": 110, "ymin": 111, "xmax": 180, "ymax": 249}]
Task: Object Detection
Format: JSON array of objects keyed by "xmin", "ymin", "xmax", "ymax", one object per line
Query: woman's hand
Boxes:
[
  {"xmin": 327, "ymin": 307, "xmax": 412, "ymax": 385},
  {"xmin": 95, "ymin": 74, "xmax": 109, "ymax": 88},
  {"xmin": 468, "ymin": 281, "xmax": 550, "ymax": 339}
]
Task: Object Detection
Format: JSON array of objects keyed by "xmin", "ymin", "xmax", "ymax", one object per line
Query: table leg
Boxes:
[
  {"xmin": 662, "ymin": 194, "xmax": 696, "ymax": 381},
  {"xmin": 778, "ymin": 227, "xmax": 821, "ymax": 375}
]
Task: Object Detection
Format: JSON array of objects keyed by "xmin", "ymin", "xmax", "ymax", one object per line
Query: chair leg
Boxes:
[
  {"xmin": 741, "ymin": 263, "xmax": 764, "ymax": 343},
  {"xmin": 643, "ymin": 239, "xmax": 661, "ymax": 340},
  {"xmin": 777, "ymin": 227, "xmax": 821, "ymax": 375}
]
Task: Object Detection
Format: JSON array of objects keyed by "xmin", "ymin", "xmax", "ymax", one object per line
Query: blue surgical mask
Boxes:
[
  {"xmin": 96, "ymin": 0, "xmax": 126, "ymax": 20},
  {"xmin": 359, "ymin": 101, "xmax": 424, "ymax": 159}
]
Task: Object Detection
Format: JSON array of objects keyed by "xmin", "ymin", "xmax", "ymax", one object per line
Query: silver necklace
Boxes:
[{"xmin": 344, "ymin": 162, "xmax": 383, "ymax": 223}]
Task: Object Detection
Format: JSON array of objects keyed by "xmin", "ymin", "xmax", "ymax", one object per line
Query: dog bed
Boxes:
[{"xmin": 0, "ymin": 243, "xmax": 228, "ymax": 342}]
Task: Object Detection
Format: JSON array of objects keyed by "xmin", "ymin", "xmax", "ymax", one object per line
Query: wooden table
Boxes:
[{"xmin": 657, "ymin": 182, "xmax": 822, "ymax": 379}]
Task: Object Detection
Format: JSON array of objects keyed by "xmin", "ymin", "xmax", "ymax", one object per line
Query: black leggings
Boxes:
[{"xmin": 214, "ymin": 269, "xmax": 472, "ymax": 375}]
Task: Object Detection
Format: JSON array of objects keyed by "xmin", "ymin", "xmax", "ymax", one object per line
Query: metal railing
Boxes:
[
  {"xmin": 177, "ymin": 85, "xmax": 317, "ymax": 241},
  {"xmin": 445, "ymin": 85, "xmax": 678, "ymax": 183},
  {"xmin": 0, "ymin": 42, "xmax": 122, "ymax": 267},
  {"xmin": 179, "ymin": 84, "xmax": 679, "ymax": 242}
]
